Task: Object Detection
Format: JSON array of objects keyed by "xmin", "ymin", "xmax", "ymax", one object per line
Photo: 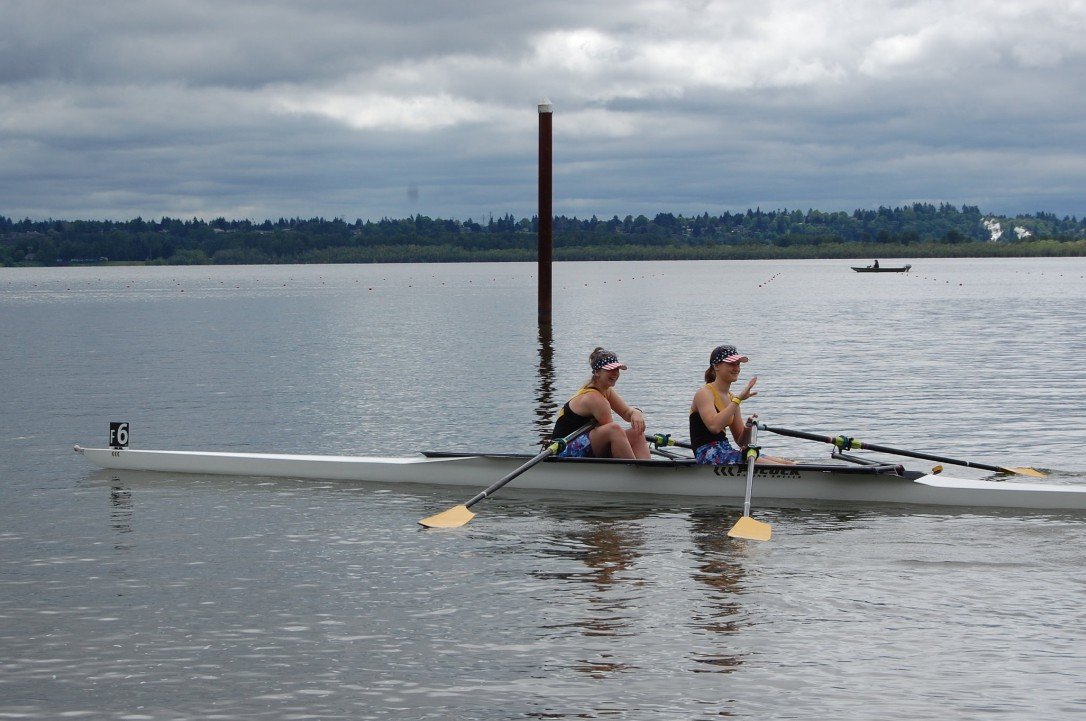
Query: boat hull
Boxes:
[
  {"xmin": 73, "ymin": 446, "xmax": 1086, "ymax": 511},
  {"xmin": 852, "ymin": 265, "xmax": 912, "ymax": 273}
]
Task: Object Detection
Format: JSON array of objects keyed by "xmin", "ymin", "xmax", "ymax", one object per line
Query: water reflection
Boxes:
[
  {"xmin": 685, "ymin": 510, "xmax": 745, "ymax": 673},
  {"xmin": 531, "ymin": 509, "xmax": 648, "ymax": 679},
  {"xmin": 109, "ymin": 480, "xmax": 133, "ymax": 548},
  {"xmin": 534, "ymin": 322, "xmax": 558, "ymax": 446},
  {"xmin": 534, "ymin": 514, "xmax": 646, "ymax": 636},
  {"xmin": 529, "ymin": 505, "xmax": 756, "ymax": 681}
]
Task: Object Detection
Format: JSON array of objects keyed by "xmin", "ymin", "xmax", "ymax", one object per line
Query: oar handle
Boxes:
[
  {"xmin": 463, "ymin": 422, "xmax": 595, "ymax": 509},
  {"xmin": 760, "ymin": 424, "xmax": 1009, "ymax": 474}
]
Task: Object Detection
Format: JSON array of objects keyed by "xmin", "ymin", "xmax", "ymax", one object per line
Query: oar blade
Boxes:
[
  {"xmin": 1006, "ymin": 466, "xmax": 1046, "ymax": 478},
  {"xmin": 418, "ymin": 504, "xmax": 475, "ymax": 529},
  {"xmin": 727, "ymin": 515, "xmax": 772, "ymax": 541}
]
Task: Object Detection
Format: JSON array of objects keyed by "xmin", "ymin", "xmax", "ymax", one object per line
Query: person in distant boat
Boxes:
[
  {"xmin": 873, "ymin": 259, "xmax": 879, "ymax": 268},
  {"xmin": 690, "ymin": 345, "xmax": 793, "ymax": 466},
  {"xmin": 552, "ymin": 347, "xmax": 650, "ymax": 460}
]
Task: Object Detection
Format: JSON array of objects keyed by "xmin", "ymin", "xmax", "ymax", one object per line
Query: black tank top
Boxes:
[
  {"xmin": 689, "ymin": 384, "xmax": 729, "ymax": 451},
  {"xmin": 553, "ymin": 387, "xmax": 607, "ymax": 439}
]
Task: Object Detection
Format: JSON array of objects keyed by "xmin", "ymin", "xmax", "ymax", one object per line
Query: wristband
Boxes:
[{"xmin": 730, "ymin": 395, "xmax": 742, "ymax": 405}]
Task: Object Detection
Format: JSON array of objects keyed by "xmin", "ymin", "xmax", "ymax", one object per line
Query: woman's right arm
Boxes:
[
  {"xmin": 694, "ymin": 387, "xmax": 740, "ymax": 434},
  {"xmin": 569, "ymin": 392, "xmax": 614, "ymax": 427}
]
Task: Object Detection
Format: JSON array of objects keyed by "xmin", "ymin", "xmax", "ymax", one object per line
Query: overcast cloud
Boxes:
[{"xmin": 2, "ymin": 0, "xmax": 1084, "ymax": 222}]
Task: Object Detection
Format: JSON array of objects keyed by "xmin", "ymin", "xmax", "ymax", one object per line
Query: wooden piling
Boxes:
[{"xmin": 538, "ymin": 99, "xmax": 553, "ymax": 326}]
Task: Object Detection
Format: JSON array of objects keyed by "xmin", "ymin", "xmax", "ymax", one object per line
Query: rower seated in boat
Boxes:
[
  {"xmin": 552, "ymin": 347, "xmax": 651, "ymax": 460},
  {"xmin": 690, "ymin": 344, "xmax": 793, "ymax": 466}
]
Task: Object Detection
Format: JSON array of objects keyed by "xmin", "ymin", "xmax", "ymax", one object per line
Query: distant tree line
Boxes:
[{"xmin": 2, "ymin": 203, "xmax": 1085, "ymax": 266}]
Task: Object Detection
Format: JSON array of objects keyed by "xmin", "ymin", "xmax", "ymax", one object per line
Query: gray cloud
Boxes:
[{"xmin": 2, "ymin": 0, "xmax": 1084, "ymax": 221}]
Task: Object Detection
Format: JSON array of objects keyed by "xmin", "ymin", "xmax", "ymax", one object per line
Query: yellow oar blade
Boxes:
[
  {"xmin": 1006, "ymin": 466, "xmax": 1046, "ymax": 478},
  {"xmin": 727, "ymin": 515, "xmax": 772, "ymax": 541},
  {"xmin": 418, "ymin": 504, "xmax": 475, "ymax": 529}
]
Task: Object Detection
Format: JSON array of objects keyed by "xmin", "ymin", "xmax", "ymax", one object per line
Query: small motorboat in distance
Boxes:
[{"xmin": 852, "ymin": 263, "xmax": 912, "ymax": 273}]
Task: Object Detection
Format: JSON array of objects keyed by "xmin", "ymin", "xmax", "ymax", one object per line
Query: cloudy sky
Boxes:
[{"xmin": 3, "ymin": 0, "xmax": 1084, "ymax": 223}]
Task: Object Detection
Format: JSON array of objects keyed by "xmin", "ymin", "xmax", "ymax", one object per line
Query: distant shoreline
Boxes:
[
  {"xmin": 4, "ymin": 204, "xmax": 1084, "ymax": 266},
  {"xmin": 5, "ymin": 238, "xmax": 1085, "ymax": 267}
]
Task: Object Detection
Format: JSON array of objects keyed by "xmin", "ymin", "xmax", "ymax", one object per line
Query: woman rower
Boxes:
[
  {"xmin": 552, "ymin": 347, "xmax": 650, "ymax": 460},
  {"xmin": 690, "ymin": 344, "xmax": 793, "ymax": 466}
]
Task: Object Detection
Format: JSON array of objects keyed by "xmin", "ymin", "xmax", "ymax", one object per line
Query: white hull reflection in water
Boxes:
[{"xmin": 2, "ymin": 259, "xmax": 1086, "ymax": 719}]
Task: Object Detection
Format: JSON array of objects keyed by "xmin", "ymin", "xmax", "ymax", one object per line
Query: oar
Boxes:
[
  {"xmin": 646, "ymin": 433, "xmax": 694, "ymax": 449},
  {"xmin": 760, "ymin": 424, "xmax": 1045, "ymax": 477},
  {"xmin": 728, "ymin": 421, "xmax": 771, "ymax": 541},
  {"xmin": 418, "ymin": 422, "xmax": 595, "ymax": 528}
]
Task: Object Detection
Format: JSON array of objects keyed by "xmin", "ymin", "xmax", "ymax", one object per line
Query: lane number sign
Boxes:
[{"xmin": 109, "ymin": 422, "xmax": 129, "ymax": 449}]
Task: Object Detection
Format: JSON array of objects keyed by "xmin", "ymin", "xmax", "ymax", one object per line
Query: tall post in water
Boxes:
[{"xmin": 537, "ymin": 99, "xmax": 553, "ymax": 326}]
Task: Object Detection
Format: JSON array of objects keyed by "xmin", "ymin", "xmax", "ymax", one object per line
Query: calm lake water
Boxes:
[{"xmin": 2, "ymin": 258, "xmax": 1085, "ymax": 720}]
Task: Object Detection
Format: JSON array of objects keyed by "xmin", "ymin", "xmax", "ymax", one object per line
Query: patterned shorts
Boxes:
[
  {"xmin": 695, "ymin": 439, "xmax": 744, "ymax": 465},
  {"xmin": 556, "ymin": 433, "xmax": 594, "ymax": 458}
]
